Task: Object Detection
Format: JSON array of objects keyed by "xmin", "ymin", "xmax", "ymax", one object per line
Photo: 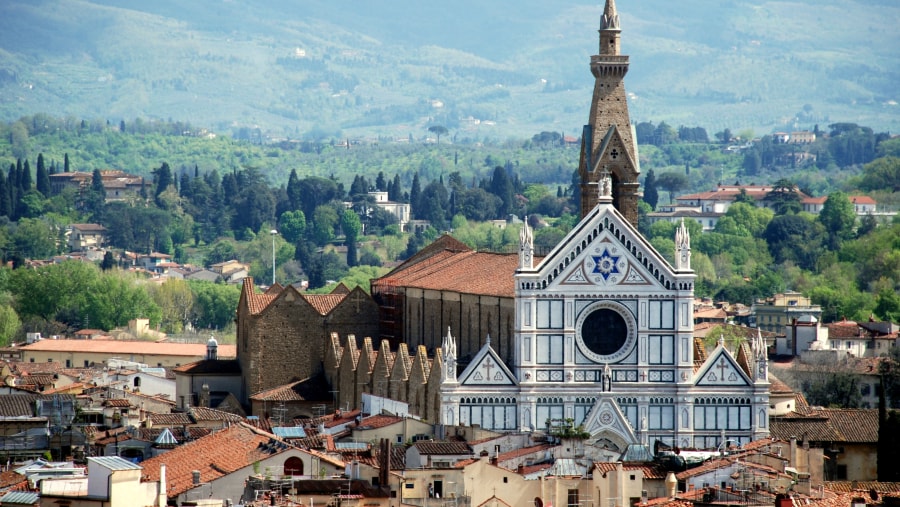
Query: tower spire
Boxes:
[
  {"xmin": 601, "ymin": 0, "xmax": 620, "ymax": 32},
  {"xmin": 579, "ymin": 0, "xmax": 641, "ymax": 225}
]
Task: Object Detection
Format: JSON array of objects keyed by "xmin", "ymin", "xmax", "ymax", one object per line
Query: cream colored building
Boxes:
[
  {"xmin": 39, "ymin": 457, "xmax": 160, "ymax": 507},
  {"xmin": 20, "ymin": 339, "xmax": 236, "ymax": 368}
]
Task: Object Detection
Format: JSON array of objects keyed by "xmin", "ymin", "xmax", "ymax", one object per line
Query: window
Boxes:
[
  {"xmin": 536, "ymin": 335, "xmax": 563, "ymax": 364},
  {"xmin": 649, "ymin": 405, "xmax": 674, "ymax": 430},
  {"xmin": 581, "ymin": 308, "xmax": 627, "ymax": 356},
  {"xmin": 84, "ymin": 360, "xmax": 89, "ymax": 367},
  {"xmin": 567, "ymin": 489, "xmax": 579, "ymax": 507},
  {"xmin": 537, "ymin": 300, "xmax": 563, "ymax": 329},
  {"xmin": 648, "ymin": 301, "xmax": 675, "ymax": 329},
  {"xmin": 65, "ymin": 359, "xmax": 71, "ymax": 368},
  {"xmin": 47, "ymin": 358, "xmax": 53, "ymax": 362},
  {"xmin": 693, "ymin": 400, "xmax": 751, "ymax": 430},
  {"xmin": 861, "ymin": 384, "xmax": 871, "ymax": 396},
  {"xmin": 460, "ymin": 398, "xmax": 517, "ymax": 430},
  {"xmin": 648, "ymin": 335, "xmax": 674, "ymax": 364}
]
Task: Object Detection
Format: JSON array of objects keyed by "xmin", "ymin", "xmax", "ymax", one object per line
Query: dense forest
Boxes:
[{"xmin": 0, "ymin": 115, "xmax": 898, "ymax": 346}]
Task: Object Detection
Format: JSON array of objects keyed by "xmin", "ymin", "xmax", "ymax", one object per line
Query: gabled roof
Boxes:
[
  {"xmin": 373, "ymin": 235, "xmax": 520, "ymax": 298},
  {"xmin": 694, "ymin": 342, "xmax": 752, "ymax": 387},
  {"xmin": 412, "ymin": 441, "xmax": 472, "ymax": 455},
  {"xmin": 769, "ymin": 408, "xmax": 879, "ymax": 444},
  {"xmin": 173, "ymin": 359, "xmax": 241, "ymax": 375},
  {"xmin": 140, "ymin": 423, "xmax": 303, "ymax": 497},
  {"xmin": 249, "ymin": 372, "xmax": 332, "ymax": 402}
]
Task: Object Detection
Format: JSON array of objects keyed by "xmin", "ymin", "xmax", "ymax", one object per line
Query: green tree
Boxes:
[
  {"xmin": 763, "ymin": 214, "xmax": 825, "ymax": 270},
  {"xmin": 100, "ymin": 251, "xmax": 116, "ymax": 271},
  {"xmin": 803, "ymin": 372, "xmax": 861, "ymax": 408},
  {"xmin": 428, "ymin": 125, "xmax": 448, "ymax": 144},
  {"xmin": 655, "ymin": 171, "xmax": 689, "ymax": 204},
  {"xmin": 151, "ymin": 278, "xmax": 194, "ymax": 333},
  {"xmin": 189, "ymin": 281, "xmax": 242, "ymax": 330},
  {"xmin": 278, "ymin": 210, "xmax": 307, "ymax": 244},
  {"xmin": 490, "ymin": 166, "xmax": 515, "ymax": 218},
  {"xmin": 12, "ymin": 218, "xmax": 57, "ymax": 259},
  {"xmin": 36, "ymin": 153, "xmax": 50, "ymax": 196},
  {"xmin": 818, "ymin": 191, "xmax": 856, "ymax": 250},
  {"xmin": 341, "ymin": 209, "xmax": 362, "ymax": 267},
  {"xmin": 764, "ymin": 179, "xmax": 802, "ymax": 215},
  {"xmin": 153, "ymin": 162, "xmax": 174, "ymax": 202},
  {"xmin": 642, "ymin": 169, "xmax": 659, "ymax": 210},
  {"xmin": 860, "ymin": 156, "xmax": 900, "ymax": 192},
  {"xmin": 311, "ymin": 205, "xmax": 339, "ymax": 246},
  {"xmin": 713, "ymin": 202, "xmax": 773, "ymax": 237},
  {"xmin": 0, "ymin": 304, "xmax": 21, "ymax": 346},
  {"xmin": 85, "ymin": 271, "xmax": 161, "ymax": 331}
]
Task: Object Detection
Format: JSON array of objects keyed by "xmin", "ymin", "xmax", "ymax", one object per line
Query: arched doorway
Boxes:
[{"xmin": 284, "ymin": 456, "xmax": 304, "ymax": 477}]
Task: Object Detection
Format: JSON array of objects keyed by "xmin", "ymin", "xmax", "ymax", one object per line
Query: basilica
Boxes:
[
  {"xmin": 436, "ymin": 0, "xmax": 770, "ymax": 451},
  {"xmin": 235, "ymin": 0, "xmax": 770, "ymax": 453}
]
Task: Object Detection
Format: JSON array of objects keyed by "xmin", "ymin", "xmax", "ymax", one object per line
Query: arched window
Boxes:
[{"xmin": 284, "ymin": 456, "xmax": 304, "ymax": 477}]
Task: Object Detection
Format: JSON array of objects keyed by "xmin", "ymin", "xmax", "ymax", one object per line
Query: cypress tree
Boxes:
[
  {"xmin": 390, "ymin": 174, "xmax": 402, "ymax": 202},
  {"xmin": 36, "ymin": 153, "xmax": 50, "ymax": 196},
  {"xmin": 20, "ymin": 159, "xmax": 32, "ymax": 192},
  {"xmin": 64, "ymin": 152, "xmax": 70, "ymax": 173},
  {"xmin": 409, "ymin": 173, "xmax": 421, "ymax": 218},
  {"xmin": 0, "ymin": 170, "xmax": 9, "ymax": 218}
]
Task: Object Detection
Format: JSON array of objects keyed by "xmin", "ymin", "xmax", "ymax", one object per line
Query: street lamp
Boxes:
[{"xmin": 270, "ymin": 229, "xmax": 278, "ymax": 286}]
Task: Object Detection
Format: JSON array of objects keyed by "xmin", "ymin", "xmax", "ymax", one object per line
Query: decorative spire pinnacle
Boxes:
[
  {"xmin": 675, "ymin": 218, "xmax": 691, "ymax": 271},
  {"xmin": 601, "ymin": 0, "xmax": 620, "ymax": 31},
  {"xmin": 519, "ymin": 218, "xmax": 534, "ymax": 270},
  {"xmin": 442, "ymin": 327, "xmax": 457, "ymax": 383}
]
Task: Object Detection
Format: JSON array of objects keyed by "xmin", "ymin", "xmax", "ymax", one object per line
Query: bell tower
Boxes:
[{"xmin": 578, "ymin": 0, "xmax": 641, "ymax": 226}]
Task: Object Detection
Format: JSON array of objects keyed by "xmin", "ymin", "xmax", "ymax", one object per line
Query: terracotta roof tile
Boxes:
[
  {"xmin": 20, "ymin": 340, "xmax": 235, "ymax": 358},
  {"xmin": 374, "ymin": 236, "xmax": 519, "ymax": 298},
  {"xmin": 140, "ymin": 423, "xmax": 294, "ymax": 497},
  {"xmin": 303, "ymin": 294, "xmax": 347, "ymax": 315},
  {"xmin": 356, "ymin": 414, "xmax": 404, "ymax": 430},
  {"xmin": 824, "ymin": 482, "xmax": 900, "ymax": 494},
  {"xmin": 0, "ymin": 394, "xmax": 38, "ymax": 417},
  {"xmin": 413, "ymin": 441, "xmax": 472, "ymax": 455},
  {"xmin": 148, "ymin": 412, "xmax": 193, "ymax": 426},
  {"xmin": 249, "ymin": 373, "xmax": 332, "ymax": 402}
]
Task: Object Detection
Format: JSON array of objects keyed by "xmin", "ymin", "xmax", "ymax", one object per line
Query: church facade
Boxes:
[{"xmin": 438, "ymin": 0, "xmax": 769, "ymax": 452}]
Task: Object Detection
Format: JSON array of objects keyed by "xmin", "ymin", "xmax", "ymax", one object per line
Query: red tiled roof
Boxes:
[
  {"xmin": 104, "ymin": 398, "xmax": 132, "ymax": 407},
  {"xmin": 356, "ymin": 414, "xmax": 404, "ymax": 430},
  {"xmin": 413, "ymin": 441, "xmax": 472, "ymax": 455},
  {"xmin": 148, "ymin": 412, "xmax": 193, "ymax": 426},
  {"xmin": 249, "ymin": 373, "xmax": 332, "ymax": 402},
  {"xmin": 824, "ymin": 482, "xmax": 900, "ymax": 494},
  {"xmin": 20, "ymin": 339, "xmax": 235, "ymax": 358},
  {"xmin": 304, "ymin": 294, "xmax": 346, "ymax": 315},
  {"xmin": 803, "ymin": 491, "xmax": 883, "ymax": 507},
  {"xmin": 140, "ymin": 423, "xmax": 294, "ymax": 497},
  {"xmin": 373, "ymin": 234, "xmax": 522, "ymax": 298}
]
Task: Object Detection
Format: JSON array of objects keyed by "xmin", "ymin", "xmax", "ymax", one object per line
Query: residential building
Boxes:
[
  {"xmin": 19, "ymin": 339, "xmax": 235, "ymax": 369},
  {"xmin": 369, "ymin": 191, "xmax": 411, "ymax": 231},
  {"xmin": 38, "ymin": 456, "xmax": 159, "ymax": 507},
  {"xmin": 753, "ymin": 291, "xmax": 822, "ymax": 334},
  {"xmin": 66, "ymin": 224, "xmax": 106, "ymax": 251},
  {"xmin": 49, "ymin": 170, "xmax": 145, "ymax": 202}
]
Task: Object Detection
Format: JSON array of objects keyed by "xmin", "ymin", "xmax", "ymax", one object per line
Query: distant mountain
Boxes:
[{"xmin": 0, "ymin": 0, "xmax": 897, "ymax": 139}]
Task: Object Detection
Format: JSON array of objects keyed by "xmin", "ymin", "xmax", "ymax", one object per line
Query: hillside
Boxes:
[{"xmin": 0, "ymin": 0, "xmax": 897, "ymax": 139}]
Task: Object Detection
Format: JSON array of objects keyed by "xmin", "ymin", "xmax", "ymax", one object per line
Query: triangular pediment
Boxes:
[
  {"xmin": 459, "ymin": 341, "xmax": 516, "ymax": 386},
  {"xmin": 695, "ymin": 346, "xmax": 751, "ymax": 387},
  {"xmin": 581, "ymin": 395, "xmax": 637, "ymax": 445},
  {"xmin": 592, "ymin": 125, "xmax": 638, "ymax": 177},
  {"xmin": 524, "ymin": 203, "xmax": 687, "ymax": 293}
]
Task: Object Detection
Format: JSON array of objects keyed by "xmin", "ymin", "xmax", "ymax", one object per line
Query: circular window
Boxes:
[
  {"xmin": 581, "ymin": 309, "xmax": 627, "ymax": 355},
  {"xmin": 575, "ymin": 301, "xmax": 636, "ymax": 362}
]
